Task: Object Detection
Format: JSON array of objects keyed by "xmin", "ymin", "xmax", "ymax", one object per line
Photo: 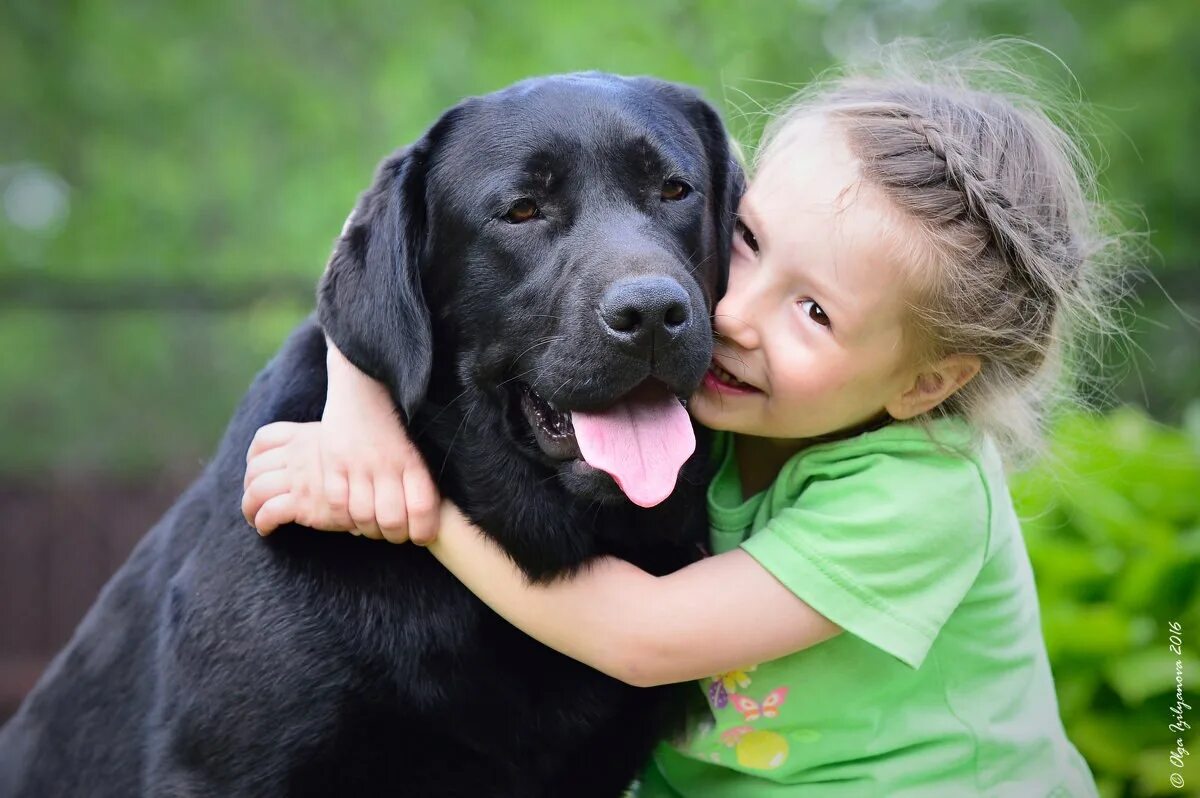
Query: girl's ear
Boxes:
[{"xmin": 885, "ymin": 354, "xmax": 981, "ymax": 420}]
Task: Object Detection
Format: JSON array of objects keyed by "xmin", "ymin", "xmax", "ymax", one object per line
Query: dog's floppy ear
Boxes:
[
  {"xmin": 317, "ymin": 111, "xmax": 458, "ymax": 422},
  {"xmin": 681, "ymin": 94, "xmax": 746, "ymax": 301}
]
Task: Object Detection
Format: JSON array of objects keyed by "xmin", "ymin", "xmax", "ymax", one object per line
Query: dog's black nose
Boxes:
[{"xmin": 599, "ymin": 276, "xmax": 691, "ymax": 351}]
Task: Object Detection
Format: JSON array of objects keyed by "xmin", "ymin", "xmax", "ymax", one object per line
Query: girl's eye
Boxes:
[
  {"xmin": 735, "ymin": 220, "xmax": 759, "ymax": 253},
  {"xmin": 799, "ymin": 299, "xmax": 831, "ymax": 328},
  {"xmin": 661, "ymin": 179, "xmax": 691, "ymax": 201},
  {"xmin": 504, "ymin": 198, "xmax": 540, "ymax": 223}
]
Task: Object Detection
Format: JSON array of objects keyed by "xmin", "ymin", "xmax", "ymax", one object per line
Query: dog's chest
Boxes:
[{"xmin": 315, "ymin": 564, "xmax": 665, "ymax": 791}]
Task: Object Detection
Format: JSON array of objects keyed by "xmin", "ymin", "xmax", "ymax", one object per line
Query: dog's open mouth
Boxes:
[
  {"xmin": 520, "ymin": 384, "xmax": 583, "ymax": 460},
  {"xmin": 517, "ymin": 380, "xmax": 695, "ymax": 508}
]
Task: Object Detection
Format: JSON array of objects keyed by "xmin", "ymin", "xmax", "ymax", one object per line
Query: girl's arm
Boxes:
[{"xmin": 429, "ymin": 502, "xmax": 842, "ymax": 687}]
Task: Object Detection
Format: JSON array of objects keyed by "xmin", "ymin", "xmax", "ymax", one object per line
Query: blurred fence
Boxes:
[{"xmin": 0, "ymin": 475, "xmax": 190, "ymax": 722}]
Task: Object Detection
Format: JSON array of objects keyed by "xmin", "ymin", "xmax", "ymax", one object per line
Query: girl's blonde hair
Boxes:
[{"xmin": 756, "ymin": 40, "xmax": 1131, "ymax": 465}]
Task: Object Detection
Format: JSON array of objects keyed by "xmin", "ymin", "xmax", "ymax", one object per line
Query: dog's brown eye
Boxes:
[
  {"xmin": 661, "ymin": 180, "xmax": 691, "ymax": 201},
  {"xmin": 504, "ymin": 199, "xmax": 540, "ymax": 223}
]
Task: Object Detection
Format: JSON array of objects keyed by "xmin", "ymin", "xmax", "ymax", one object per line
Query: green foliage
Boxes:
[{"xmin": 1011, "ymin": 408, "xmax": 1200, "ymax": 797}]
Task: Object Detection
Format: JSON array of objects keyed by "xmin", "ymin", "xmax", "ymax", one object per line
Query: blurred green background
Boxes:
[{"xmin": 0, "ymin": 1, "xmax": 1196, "ymax": 796}]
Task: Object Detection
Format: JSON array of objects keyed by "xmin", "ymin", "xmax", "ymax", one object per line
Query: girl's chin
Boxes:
[{"xmin": 688, "ymin": 393, "xmax": 754, "ymax": 431}]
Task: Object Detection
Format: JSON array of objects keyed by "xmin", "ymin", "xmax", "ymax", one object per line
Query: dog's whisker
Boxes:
[
  {"xmin": 413, "ymin": 382, "xmax": 485, "ymax": 437},
  {"xmin": 710, "ymin": 329, "xmax": 749, "ymax": 370},
  {"xmin": 494, "ymin": 365, "xmax": 543, "ymax": 391},
  {"xmin": 683, "ymin": 249, "xmax": 716, "ymax": 277},
  {"xmin": 438, "ymin": 399, "xmax": 477, "ymax": 481},
  {"xmin": 421, "ymin": 345, "xmax": 562, "ymax": 436},
  {"xmin": 547, "ymin": 375, "xmax": 575, "ymax": 406},
  {"xmin": 713, "ymin": 352, "xmax": 748, "ymax": 370},
  {"xmin": 507, "ymin": 336, "xmax": 564, "ymax": 369}
]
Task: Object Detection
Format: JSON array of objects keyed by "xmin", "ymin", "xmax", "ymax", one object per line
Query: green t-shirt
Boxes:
[{"xmin": 636, "ymin": 419, "xmax": 1098, "ymax": 798}]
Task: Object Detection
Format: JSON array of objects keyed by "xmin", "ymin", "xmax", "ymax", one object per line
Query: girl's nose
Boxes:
[{"xmin": 713, "ymin": 294, "xmax": 760, "ymax": 351}]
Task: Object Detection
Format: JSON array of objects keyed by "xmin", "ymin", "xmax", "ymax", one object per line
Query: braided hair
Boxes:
[{"xmin": 754, "ymin": 42, "xmax": 1127, "ymax": 464}]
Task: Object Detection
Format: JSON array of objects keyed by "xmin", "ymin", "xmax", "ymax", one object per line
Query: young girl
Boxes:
[{"xmin": 242, "ymin": 47, "xmax": 1119, "ymax": 796}]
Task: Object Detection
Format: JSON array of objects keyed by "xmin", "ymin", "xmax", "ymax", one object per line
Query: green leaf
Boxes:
[
  {"xmin": 1067, "ymin": 715, "xmax": 1139, "ymax": 777},
  {"xmin": 1104, "ymin": 649, "xmax": 1199, "ymax": 705}
]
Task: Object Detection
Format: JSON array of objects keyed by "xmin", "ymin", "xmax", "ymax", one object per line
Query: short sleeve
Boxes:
[{"xmin": 740, "ymin": 447, "xmax": 991, "ymax": 669}]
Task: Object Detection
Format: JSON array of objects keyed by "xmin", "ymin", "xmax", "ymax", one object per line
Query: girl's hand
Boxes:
[
  {"xmin": 241, "ymin": 419, "xmax": 439, "ymax": 544},
  {"xmin": 242, "ymin": 421, "xmax": 355, "ymax": 535},
  {"xmin": 240, "ymin": 337, "xmax": 440, "ymax": 543}
]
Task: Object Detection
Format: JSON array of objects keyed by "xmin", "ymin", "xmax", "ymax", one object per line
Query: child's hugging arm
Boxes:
[
  {"xmin": 242, "ymin": 342, "xmax": 841, "ymax": 688},
  {"xmin": 428, "ymin": 503, "xmax": 843, "ymax": 687},
  {"xmin": 241, "ymin": 336, "xmax": 440, "ymax": 545}
]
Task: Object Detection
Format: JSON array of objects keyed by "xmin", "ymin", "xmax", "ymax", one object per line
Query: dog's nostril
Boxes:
[
  {"xmin": 600, "ymin": 300, "xmax": 640, "ymax": 333},
  {"xmin": 664, "ymin": 303, "xmax": 687, "ymax": 328},
  {"xmin": 608, "ymin": 307, "xmax": 642, "ymax": 332}
]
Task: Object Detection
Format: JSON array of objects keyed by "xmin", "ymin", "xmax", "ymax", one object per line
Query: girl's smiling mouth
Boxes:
[{"xmin": 704, "ymin": 360, "xmax": 763, "ymax": 395}]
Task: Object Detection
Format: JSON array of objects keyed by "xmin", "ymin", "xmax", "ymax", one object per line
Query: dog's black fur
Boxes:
[{"xmin": 0, "ymin": 74, "xmax": 742, "ymax": 797}]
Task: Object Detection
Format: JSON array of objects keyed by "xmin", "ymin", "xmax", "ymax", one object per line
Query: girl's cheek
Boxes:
[{"xmin": 770, "ymin": 340, "xmax": 823, "ymax": 392}]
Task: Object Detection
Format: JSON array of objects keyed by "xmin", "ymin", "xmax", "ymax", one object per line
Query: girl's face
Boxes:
[{"xmin": 689, "ymin": 115, "xmax": 927, "ymax": 443}]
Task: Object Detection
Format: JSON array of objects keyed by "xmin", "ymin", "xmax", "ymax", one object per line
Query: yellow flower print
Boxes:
[
  {"xmin": 707, "ymin": 665, "xmax": 756, "ymax": 708},
  {"xmin": 720, "ymin": 666, "xmax": 755, "ymax": 692}
]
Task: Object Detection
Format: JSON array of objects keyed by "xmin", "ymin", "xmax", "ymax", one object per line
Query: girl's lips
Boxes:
[{"xmin": 703, "ymin": 364, "xmax": 762, "ymax": 396}]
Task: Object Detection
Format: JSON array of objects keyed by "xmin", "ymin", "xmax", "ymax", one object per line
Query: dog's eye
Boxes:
[
  {"xmin": 504, "ymin": 199, "xmax": 540, "ymax": 224},
  {"xmin": 661, "ymin": 180, "xmax": 691, "ymax": 201}
]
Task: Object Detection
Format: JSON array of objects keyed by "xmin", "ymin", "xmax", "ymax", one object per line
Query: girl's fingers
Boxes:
[
  {"xmin": 347, "ymin": 476, "xmax": 383, "ymax": 540},
  {"xmin": 246, "ymin": 422, "xmax": 303, "ymax": 462},
  {"xmin": 254, "ymin": 493, "xmax": 297, "ymax": 536},
  {"xmin": 373, "ymin": 474, "xmax": 410, "ymax": 544},
  {"xmin": 404, "ymin": 469, "xmax": 440, "ymax": 546},
  {"xmin": 242, "ymin": 470, "xmax": 291, "ymax": 527},
  {"xmin": 243, "ymin": 447, "xmax": 290, "ymax": 491},
  {"xmin": 321, "ymin": 468, "xmax": 350, "ymax": 518}
]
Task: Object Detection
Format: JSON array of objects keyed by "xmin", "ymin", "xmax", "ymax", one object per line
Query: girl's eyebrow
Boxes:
[
  {"xmin": 796, "ymin": 265, "xmax": 844, "ymax": 315},
  {"xmin": 736, "ymin": 197, "xmax": 762, "ymax": 227}
]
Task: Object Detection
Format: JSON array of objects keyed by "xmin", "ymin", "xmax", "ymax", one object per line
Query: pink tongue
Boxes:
[{"xmin": 571, "ymin": 383, "xmax": 695, "ymax": 508}]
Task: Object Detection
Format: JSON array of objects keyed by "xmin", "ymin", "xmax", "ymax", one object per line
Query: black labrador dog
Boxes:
[{"xmin": 0, "ymin": 73, "xmax": 741, "ymax": 797}]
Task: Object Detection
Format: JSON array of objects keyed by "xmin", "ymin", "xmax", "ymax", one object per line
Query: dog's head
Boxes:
[{"xmin": 320, "ymin": 73, "xmax": 742, "ymax": 511}]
